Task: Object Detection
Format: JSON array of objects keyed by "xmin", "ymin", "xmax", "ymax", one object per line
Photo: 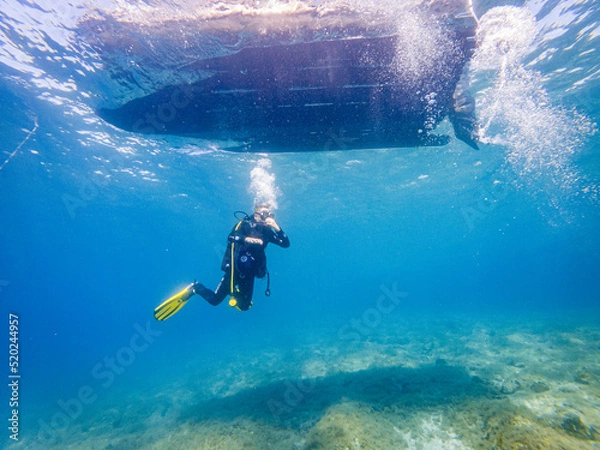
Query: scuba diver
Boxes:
[{"xmin": 154, "ymin": 204, "xmax": 290, "ymax": 320}]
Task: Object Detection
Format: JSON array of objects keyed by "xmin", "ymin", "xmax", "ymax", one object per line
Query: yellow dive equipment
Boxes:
[
  {"xmin": 154, "ymin": 283, "xmax": 195, "ymax": 321},
  {"xmin": 229, "ymin": 221, "xmax": 243, "ymax": 309}
]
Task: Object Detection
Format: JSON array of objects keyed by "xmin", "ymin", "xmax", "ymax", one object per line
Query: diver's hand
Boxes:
[
  {"xmin": 264, "ymin": 217, "xmax": 281, "ymax": 232},
  {"xmin": 244, "ymin": 237, "xmax": 264, "ymax": 245}
]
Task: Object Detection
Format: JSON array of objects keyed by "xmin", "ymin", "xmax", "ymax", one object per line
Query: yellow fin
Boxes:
[{"xmin": 154, "ymin": 283, "xmax": 194, "ymax": 321}]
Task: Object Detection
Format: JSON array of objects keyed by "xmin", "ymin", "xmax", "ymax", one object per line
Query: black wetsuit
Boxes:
[{"xmin": 194, "ymin": 218, "xmax": 290, "ymax": 311}]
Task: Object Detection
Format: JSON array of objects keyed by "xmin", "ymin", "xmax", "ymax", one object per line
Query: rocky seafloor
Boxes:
[{"xmin": 15, "ymin": 311, "xmax": 600, "ymax": 449}]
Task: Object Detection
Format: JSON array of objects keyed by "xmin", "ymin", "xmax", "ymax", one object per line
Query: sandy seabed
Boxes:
[{"xmin": 15, "ymin": 311, "xmax": 600, "ymax": 449}]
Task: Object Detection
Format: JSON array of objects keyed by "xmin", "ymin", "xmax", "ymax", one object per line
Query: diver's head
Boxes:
[{"xmin": 253, "ymin": 203, "xmax": 274, "ymax": 222}]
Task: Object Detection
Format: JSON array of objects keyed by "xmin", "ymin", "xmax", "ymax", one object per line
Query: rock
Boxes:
[
  {"xmin": 574, "ymin": 371, "xmax": 591, "ymax": 384},
  {"xmin": 530, "ymin": 381, "xmax": 550, "ymax": 393},
  {"xmin": 561, "ymin": 415, "xmax": 593, "ymax": 440},
  {"xmin": 498, "ymin": 379, "xmax": 522, "ymax": 395}
]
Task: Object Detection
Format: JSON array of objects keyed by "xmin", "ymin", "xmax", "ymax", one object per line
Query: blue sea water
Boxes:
[{"xmin": 0, "ymin": 0, "xmax": 599, "ymax": 449}]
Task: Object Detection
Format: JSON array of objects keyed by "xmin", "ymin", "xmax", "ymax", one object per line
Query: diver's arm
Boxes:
[
  {"xmin": 228, "ymin": 220, "xmax": 287, "ymax": 247},
  {"xmin": 228, "ymin": 233, "xmax": 263, "ymax": 246},
  {"xmin": 275, "ymin": 230, "xmax": 290, "ymax": 248},
  {"xmin": 265, "ymin": 225, "xmax": 289, "ymax": 248},
  {"xmin": 263, "ymin": 218, "xmax": 289, "ymax": 247}
]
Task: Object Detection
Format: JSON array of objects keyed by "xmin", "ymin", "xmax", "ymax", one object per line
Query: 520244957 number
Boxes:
[{"xmin": 9, "ymin": 313, "xmax": 19, "ymax": 372}]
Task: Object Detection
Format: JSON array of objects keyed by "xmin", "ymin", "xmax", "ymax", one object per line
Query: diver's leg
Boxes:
[
  {"xmin": 235, "ymin": 276, "xmax": 255, "ymax": 311},
  {"xmin": 193, "ymin": 272, "xmax": 229, "ymax": 307}
]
